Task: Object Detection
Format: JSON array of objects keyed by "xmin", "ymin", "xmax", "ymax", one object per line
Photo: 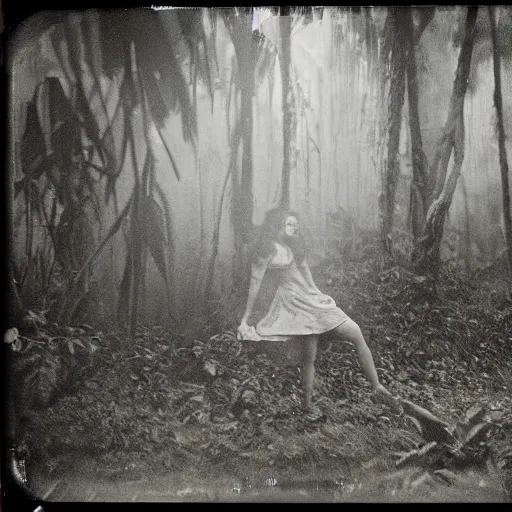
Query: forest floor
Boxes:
[{"xmin": 10, "ymin": 249, "xmax": 512, "ymax": 502}]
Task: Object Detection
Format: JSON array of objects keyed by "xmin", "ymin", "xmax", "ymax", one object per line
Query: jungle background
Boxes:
[{"xmin": 3, "ymin": 6, "xmax": 512, "ymax": 502}]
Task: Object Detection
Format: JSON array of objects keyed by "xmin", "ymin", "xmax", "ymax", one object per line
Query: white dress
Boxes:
[{"xmin": 253, "ymin": 243, "xmax": 349, "ymax": 341}]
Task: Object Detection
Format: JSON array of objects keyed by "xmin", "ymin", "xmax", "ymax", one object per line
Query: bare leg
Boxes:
[
  {"xmin": 300, "ymin": 335, "xmax": 318, "ymax": 410},
  {"xmin": 330, "ymin": 320, "xmax": 400, "ymax": 409}
]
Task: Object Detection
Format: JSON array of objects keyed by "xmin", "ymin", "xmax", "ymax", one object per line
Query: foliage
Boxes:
[
  {"xmin": 13, "ymin": 10, "xmax": 219, "ymax": 331},
  {"xmin": 8, "ymin": 8, "xmax": 512, "ymax": 499},
  {"xmin": 10, "ymin": 318, "xmax": 100, "ymax": 411},
  {"xmin": 12, "ymin": 239, "xmax": 512, "ymax": 500}
]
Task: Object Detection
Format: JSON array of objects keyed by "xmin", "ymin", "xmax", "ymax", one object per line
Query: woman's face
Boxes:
[{"xmin": 283, "ymin": 215, "xmax": 299, "ymax": 238}]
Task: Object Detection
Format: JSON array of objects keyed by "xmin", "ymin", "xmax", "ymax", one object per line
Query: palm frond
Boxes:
[
  {"xmin": 155, "ymin": 126, "xmax": 182, "ymax": 181},
  {"xmin": 155, "ymin": 185, "xmax": 176, "ymax": 315},
  {"xmin": 60, "ymin": 20, "xmax": 112, "ymax": 168},
  {"xmin": 103, "ymin": 76, "xmax": 131, "ymax": 206},
  {"xmin": 72, "ymin": 194, "xmax": 133, "ymax": 288},
  {"xmin": 20, "ymin": 98, "xmax": 48, "ymax": 180},
  {"xmin": 81, "ymin": 10, "xmax": 103, "ymax": 79},
  {"xmin": 39, "ymin": 76, "xmax": 80, "ymax": 166},
  {"xmin": 98, "ymin": 10, "xmax": 199, "ymax": 144},
  {"xmin": 180, "ymin": 10, "xmax": 220, "ymax": 112},
  {"xmin": 139, "ymin": 194, "xmax": 176, "ymax": 323},
  {"xmin": 132, "ymin": 11, "xmax": 197, "ymax": 141},
  {"xmin": 97, "ymin": 10, "xmax": 132, "ymax": 79}
]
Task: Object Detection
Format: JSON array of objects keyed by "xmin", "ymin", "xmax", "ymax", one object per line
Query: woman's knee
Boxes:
[{"xmin": 334, "ymin": 319, "xmax": 364, "ymax": 344}]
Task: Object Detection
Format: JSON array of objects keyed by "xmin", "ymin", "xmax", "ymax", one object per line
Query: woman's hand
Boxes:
[
  {"xmin": 239, "ymin": 258, "xmax": 269, "ymax": 337},
  {"xmin": 237, "ymin": 321, "xmax": 262, "ymax": 341},
  {"xmin": 237, "ymin": 320, "xmax": 249, "ymax": 340}
]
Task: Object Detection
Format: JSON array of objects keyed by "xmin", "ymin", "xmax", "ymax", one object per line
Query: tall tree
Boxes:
[
  {"xmin": 202, "ymin": 20, "xmax": 277, "ymax": 307},
  {"xmin": 378, "ymin": 7, "xmax": 408, "ymax": 255},
  {"xmin": 404, "ymin": 7, "xmax": 434, "ymax": 241},
  {"xmin": 223, "ymin": 8, "xmax": 257, "ymax": 286},
  {"xmin": 412, "ymin": 7, "xmax": 478, "ymax": 276},
  {"xmin": 488, "ymin": 6, "xmax": 512, "ymax": 285},
  {"xmin": 279, "ymin": 6, "xmax": 292, "ymax": 209}
]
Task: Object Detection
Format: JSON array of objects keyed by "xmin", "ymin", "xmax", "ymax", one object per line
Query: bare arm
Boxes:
[{"xmin": 298, "ymin": 259, "xmax": 319, "ymax": 290}]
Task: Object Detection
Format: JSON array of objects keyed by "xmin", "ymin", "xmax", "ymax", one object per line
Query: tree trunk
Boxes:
[
  {"xmin": 227, "ymin": 10, "xmax": 255, "ymax": 287},
  {"xmin": 378, "ymin": 7, "xmax": 407, "ymax": 255},
  {"xmin": 204, "ymin": 163, "xmax": 233, "ymax": 308},
  {"xmin": 488, "ymin": 5, "xmax": 512, "ymax": 285},
  {"xmin": 404, "ymin": 7, "xmax": 429, "ymax": 242},
  {"xmin": 412, "ymin": 7, "xmax": 478, "ymax": 276},
  {"xmin": 413, "ymin": 7, "xmax": 436, "ymax": 45},
  {"xmin": 240, "ymin": 70, "xmax": 254, "ymax": 242},
  {"xmin": 279, "ymin": 6, "xmax": 292, "ymax": 210},
  {"xmin": 460, "ymin": 175, "xmax": 473, "ymax": 273},
  {"xmin": 238, "ymin": 12, "xmax": 255, "ymax": 245}
]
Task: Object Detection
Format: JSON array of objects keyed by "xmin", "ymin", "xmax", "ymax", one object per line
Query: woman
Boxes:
[{"xmin": 237, "ymin": 208, "xmax": 399, "ymax": 420}]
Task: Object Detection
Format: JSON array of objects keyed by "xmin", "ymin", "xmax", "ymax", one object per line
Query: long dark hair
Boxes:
[{"xmin": 250, "ymin": 208, "xmax": 307, "ymax": 264}]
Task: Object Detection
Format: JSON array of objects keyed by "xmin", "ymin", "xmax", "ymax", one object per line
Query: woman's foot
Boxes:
[
  {"xmin": 304, "ymin": 404, "xmax": 324, "ymax": 422},
  {"xmin": 373, "ymin": 384, "xmax": 403, "ymax": 414}
]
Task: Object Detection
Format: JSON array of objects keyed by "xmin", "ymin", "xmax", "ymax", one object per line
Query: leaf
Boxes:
[
  {"xmin": 138, "ymin": 194, "xmax": 176, "ymax": 324},
  {"xmin": 410, "ymin": 471, "xmax": 435, "ymax": 490},
  {"xmin": 20, "ymin": 99, "xmax": 49, "ymax": 179},
  {"xmin": 81, "ymin": 11, "xmax": 103, "ymax": 78},
  {"xmin": 464, "ymin": 405, "xmax": 487, "ymax": 426},
  {"xmin": 135, "ymin": 11, "xmax": 197, "ymax": 141},
  {"xmin": 24, "ymin": 310, "xmax": 47, "ymax": 328},
  {"xmin": 155, "ymin": 127, "xmax": 182, "ymax": 181},
  {"xmin": 67, "ymin": 340, "xmax": 75, "ymax": 354},
  {"xmin": 204, "ymin": 361, "xmax": 217, "ymax": 377},
  {"xmin": 26, "ymin": 351, "xmax": 62, "ymax": 408},
  {"xmin": 396, "ymin": 441, "xmax": 438, "ymax": 468},
  {"xmin": 62, "ymin": 20, "xmax": 104, "ymax": 154},
  {"xmin": 41, "ymin": 77, "xmax": 80, "ymax": 160},
  {"xmin": 405, "ymin": 414, "xmax": 423, "ymax": 436},
  {"xmin": 4, "ymin": 328, "xmax": 19, "ymax": 344},
  {"xmin": 401, "ymin": 399, "xmax": 454, "ymax": 444},
  {"xmin": 97, "ymin": 10, "xmax": 132, "ymax": 79},
  {"xmin": 452, "ymin": 405, "xmax": 489, "ymax": 444},
  {"xmin": 72, "ymin": 338, "xmax": 86, "ymax": 349},
  {"xmin": 173, "ymin": 430, "xmax": 190, "ymax": 447},
  {"xmin": 433, "ymin": 468, "xmax": 458, "ymax": 485},
  {"xmin": 72, "ymin": 194, "xmax": 133, "ymax": 288},
  {"xmin": 12, "ymin": 339, "xmax": 23, "ymax": 352},
  {"xmin": 461, "ymin": 422, "xmax": 491, "ymax": 448},
  {"xmin": 418, "ymin": 441, "xmax": 438, "ymax": 456}
]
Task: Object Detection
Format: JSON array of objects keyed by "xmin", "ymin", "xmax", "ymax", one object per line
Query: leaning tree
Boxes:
[{"xmin": 412, "ymin": 6, "xmax": 479, "ymax": 277}]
